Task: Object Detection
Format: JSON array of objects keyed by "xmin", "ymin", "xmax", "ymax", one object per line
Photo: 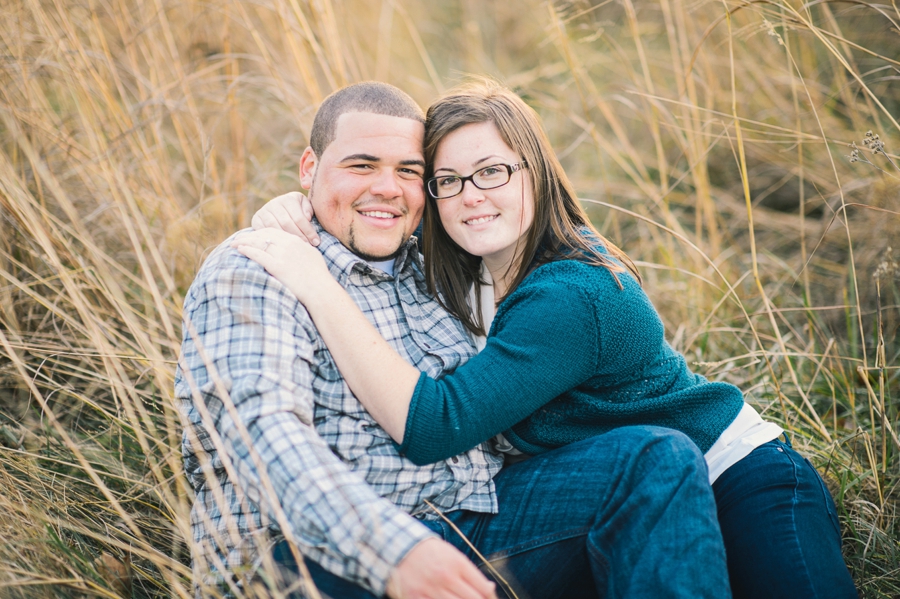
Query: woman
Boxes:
[{"xmin": 236, "ymin": 81, "xmax": 855, "ymax": 598}]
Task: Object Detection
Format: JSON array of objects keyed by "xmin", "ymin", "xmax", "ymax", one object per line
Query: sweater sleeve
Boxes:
[{"xmin": 398, "ymin": 270, "xmax": 600, "ymax": 465}]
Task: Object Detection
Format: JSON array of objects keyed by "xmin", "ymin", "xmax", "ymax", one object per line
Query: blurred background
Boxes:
[{"xmin": 0, "ymin": 0, "xmax": 897, "ymax": 596}]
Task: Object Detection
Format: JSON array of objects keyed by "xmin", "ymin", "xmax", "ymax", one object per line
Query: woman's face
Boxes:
[{"xmin": 432, "ymin": 121, "xmax": 534, "ymax": 271}]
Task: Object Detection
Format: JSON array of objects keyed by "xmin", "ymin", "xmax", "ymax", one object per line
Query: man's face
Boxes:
[{"xmin": 299, "ymin": 112, "xmax": 426, "ymax": 260}]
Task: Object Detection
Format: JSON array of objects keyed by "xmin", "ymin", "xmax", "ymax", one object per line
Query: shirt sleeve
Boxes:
[
  {"xmin": 182, "ymin": 251, "xmax": 434, "ymax": 595},
  {"xmin": 398, "ymin": 267, "xmax": 602, "ymax": 465}
]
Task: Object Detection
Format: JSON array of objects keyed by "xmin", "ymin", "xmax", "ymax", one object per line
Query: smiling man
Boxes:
[{"xmin": 176, "ymin": 82, "xmax": 730, "ymax": 599}]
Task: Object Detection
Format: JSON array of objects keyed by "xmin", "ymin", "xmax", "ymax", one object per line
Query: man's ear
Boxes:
[{"xmin": 299, "ymin": 147, "xmax": 317, "ymax": 190}]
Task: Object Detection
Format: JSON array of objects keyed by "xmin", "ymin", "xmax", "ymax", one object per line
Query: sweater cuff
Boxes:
[
  {"xmin": 501, "ymin": 426, "xmax": 550, "ymax": 456},
  {"xmin": 396, "ymin": 371, "xmax": 430, "ymax": 457}
]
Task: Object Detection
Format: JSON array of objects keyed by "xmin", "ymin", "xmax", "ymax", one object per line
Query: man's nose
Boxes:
[{"xmin": 370, "ymin": 168, "xmax": 402, "ymax": 198}]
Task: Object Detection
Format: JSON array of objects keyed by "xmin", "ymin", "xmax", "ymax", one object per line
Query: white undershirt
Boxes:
[
  {"xmin": 466, "ymin": 262, "xmax": 783, "ymax": 483},
  {"xmin": 366, "ymin": 258, "xmax": 395, "ymax": 277}
]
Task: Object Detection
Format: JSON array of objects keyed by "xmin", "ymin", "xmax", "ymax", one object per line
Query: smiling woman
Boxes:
[{"xmin": 300, "ymin": 111, "xmax": 427, "ymax": 261}]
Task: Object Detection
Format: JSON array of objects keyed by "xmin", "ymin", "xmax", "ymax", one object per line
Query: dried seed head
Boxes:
[
  {"xmin": 863, "ymin": 130, "xmax": 886, "ymax": 154},
  {"xmin": 874, "ymin": 247, "xmax": 899, "ymax": 281},
  {"xmin": 762, "ymin": 19, "xmax": 785, "ymax": 46}
]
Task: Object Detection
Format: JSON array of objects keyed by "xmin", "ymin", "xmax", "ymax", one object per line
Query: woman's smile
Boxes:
[{"xmin": 463, "ymin": 214, "xmax": 499, "ymax": 226}]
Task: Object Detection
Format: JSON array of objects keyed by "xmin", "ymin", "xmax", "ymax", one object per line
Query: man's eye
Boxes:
[
  {"xmin": 399, "ymin": 168, "xmax": 423, "ymax": 179},
  {"xmin": 438, "ymin": 176, "xmax": 460, "ymax": 188},
  {"xmin": 350, "ymin": 164, "xmax": 374, "ymax": 170}
]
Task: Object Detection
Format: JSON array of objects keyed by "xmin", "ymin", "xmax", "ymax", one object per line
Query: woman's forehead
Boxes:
[{"xmin": 433, "ymin": 122, "xmax": 517, "ymax": 167}]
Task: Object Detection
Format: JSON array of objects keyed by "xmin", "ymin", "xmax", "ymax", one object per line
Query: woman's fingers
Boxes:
[
  {"xmin": 250, "ymin": 192, "xmax": 319, "ymax": 245},
  {"xmin": 233, "ymin": 228, "xmax": 325, "ymax": 271},
  {"xmin": 284, "ymin": 192, "xmax": 319, "ymax": 245},
  {"xmin": 251, "ymin": 200, "xmax": 281, "ymax": 231},
  {"xmin": 232, "ymin": 229, "xmax": 269, "ymax": 250},
  {"xmin": 233, "ymin": 228, "xmax": 333, "ymax": 305},
  {"xmin": 233, "ymin": 244, "xmax": 272, "ymax": 270}
]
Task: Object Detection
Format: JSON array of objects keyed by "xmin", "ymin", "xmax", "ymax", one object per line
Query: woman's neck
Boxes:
[{"xmin": 483, "ymin": 254, "xmax": 520, "ymax": 301}]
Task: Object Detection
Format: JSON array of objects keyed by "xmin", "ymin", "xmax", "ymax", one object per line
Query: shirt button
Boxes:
[{"xmin": 451, "ymin": 456, "xmax": 459, "ymax": 463}]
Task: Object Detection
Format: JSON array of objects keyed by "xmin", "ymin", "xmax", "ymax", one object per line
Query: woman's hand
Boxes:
[
  {"xmin": 251, "ymin": 191, "xmax": 320, "ymax": 246},
  {"xmin": 232, "ymin": 228, "xmax": 333, "ymax": 306}
]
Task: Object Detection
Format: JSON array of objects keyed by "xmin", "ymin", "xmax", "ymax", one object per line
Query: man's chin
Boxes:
[
  {"xmin": 353, "ymin": 248, "xmax": 403, "ymax": 262},
  {"xmin": 346, "ymin": 230, "xmax": 408, "ymax": 262}
]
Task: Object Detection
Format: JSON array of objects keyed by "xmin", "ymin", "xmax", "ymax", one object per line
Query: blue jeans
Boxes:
[
  {"xmin": 713, "ymin": 436, "xmax": 856, "ymax": 598},
  {"xmin": 273, "ymin": 426, "xmax": 730, "ymax": 598}
]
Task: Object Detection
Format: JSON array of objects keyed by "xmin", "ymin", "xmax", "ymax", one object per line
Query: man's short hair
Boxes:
[{"xmin": 309, "ymin": 82, "xmax": 425, "ymax": 157}]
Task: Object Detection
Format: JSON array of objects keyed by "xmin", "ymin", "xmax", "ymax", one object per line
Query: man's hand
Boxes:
[
  {"xmin": 251, "ymin": 191, "xmax": 320, "ymax": 246},
  {"xmin": 386, "ymin": 538, "xmax": 498, "ymax": 599}
]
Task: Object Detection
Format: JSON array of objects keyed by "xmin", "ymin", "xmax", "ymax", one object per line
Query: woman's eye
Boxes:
[
  {"xmin": 438, "ymin": 177, "xmax": 460, "ymax": 188},
  {"xmin": 479, "ymin": 166, "xmax": 502, "ymax": 177}
]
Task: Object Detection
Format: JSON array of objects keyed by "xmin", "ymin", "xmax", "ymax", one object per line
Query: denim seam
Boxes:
[
  {"xmin": 803, "ymin": 456, "xmax": 842, "ymax": 538},
  {"xmin": 477, "ymin": 525, "xmax": 593, "ymax": 562},
  {"xmin": 785, "ymin": 445, "xmax": 818, "ymax": 599}
]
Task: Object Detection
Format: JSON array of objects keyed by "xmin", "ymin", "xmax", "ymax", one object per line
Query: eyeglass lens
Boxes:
[{"xmin": 429, "ymin": 164, "xmax": 513, "ymax": 199}]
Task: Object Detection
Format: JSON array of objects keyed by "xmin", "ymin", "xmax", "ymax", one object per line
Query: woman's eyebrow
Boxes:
[
  {"xmin": 472, "ymin": 155, "xmax": 504, "ymax": 168},
  {"xmin": 434, "ymin": 155, "xmax": 504, "ymax": 174}
]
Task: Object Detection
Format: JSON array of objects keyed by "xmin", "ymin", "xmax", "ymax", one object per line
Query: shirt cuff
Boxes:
[{"xmin": 356, "ymin": 509, "xmax": 437, "ymax": 595}]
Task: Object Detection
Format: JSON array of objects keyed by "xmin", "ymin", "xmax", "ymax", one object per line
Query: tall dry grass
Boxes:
[{"xmin": 0, "ymin": 0, "xmax": 897, "ymax": 596}]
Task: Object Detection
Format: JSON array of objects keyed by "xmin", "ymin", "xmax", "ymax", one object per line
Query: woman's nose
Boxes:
[{"xmin": 459, "ymin": 181, "xmax": 485, "ymax": 206}]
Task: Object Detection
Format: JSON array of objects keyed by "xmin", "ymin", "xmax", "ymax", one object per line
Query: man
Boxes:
[{"xmin": 176, "ymin": 82, "xmax": 730, "ymax": 599}]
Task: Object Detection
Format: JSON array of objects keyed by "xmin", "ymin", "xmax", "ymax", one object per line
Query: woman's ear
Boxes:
[{"xmin": 299, "ymin": 147, "xmax": 317, "ymax": 190}]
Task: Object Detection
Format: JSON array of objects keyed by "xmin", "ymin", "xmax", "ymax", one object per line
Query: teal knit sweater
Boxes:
[{"xmin": 398, "ymin": 257, "xmax": 745, "ymax": 465}]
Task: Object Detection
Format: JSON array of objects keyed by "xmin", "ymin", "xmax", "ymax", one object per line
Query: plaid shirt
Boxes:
[{"xmin": 176, "ymin": 225, "xmax": 502, "ymax": 596}]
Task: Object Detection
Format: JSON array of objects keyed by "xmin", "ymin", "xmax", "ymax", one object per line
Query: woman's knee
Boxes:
[
  {"xmin": 615, "ymin": 426, "xmax": 703, "ymax": 461},
  {"xmin": 579, "ymin": 426, "xmax": 707, "ymax": 478}
]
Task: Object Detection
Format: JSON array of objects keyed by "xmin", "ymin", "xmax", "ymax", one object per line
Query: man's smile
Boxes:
[{"xmin": 359, "ymin": 210, "xmax": 400, "ymax": 219}]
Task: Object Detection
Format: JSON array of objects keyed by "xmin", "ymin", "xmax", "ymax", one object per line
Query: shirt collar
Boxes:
[{"xmin": 313, "ymin": 219, "xmax": 421, "ymax": 283}]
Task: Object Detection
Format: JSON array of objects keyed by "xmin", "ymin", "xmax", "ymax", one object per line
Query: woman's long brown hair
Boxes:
[{"xmin": 422, "ymin": 79, "xmax": 641, "ymax": 336}]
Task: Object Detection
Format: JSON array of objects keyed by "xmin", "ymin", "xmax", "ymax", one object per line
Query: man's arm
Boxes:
[
  {"xmin": 181, "ymin": 248, "xmax": 430, "ymax": 594},
  {"xmin": 181, "ymin": 246, "xmax": 495, "ymax": 598}
]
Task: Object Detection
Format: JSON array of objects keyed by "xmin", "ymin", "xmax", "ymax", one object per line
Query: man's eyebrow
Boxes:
[
  {"xmin": 338, "ymin": 154, "xmax": 425, "ymax": 168},
  {"xmin": 434, "ymin": 155, "xmax": 503, "ymax": 175},
  {"xmin": 339, "ymin": 153, "xmax": 380, "ymax": 163}
]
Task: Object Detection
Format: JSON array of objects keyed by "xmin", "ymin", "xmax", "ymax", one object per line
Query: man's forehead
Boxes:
[{"xmin": 332, "ymin": 111, "xmax": 425, "ymax": 149}]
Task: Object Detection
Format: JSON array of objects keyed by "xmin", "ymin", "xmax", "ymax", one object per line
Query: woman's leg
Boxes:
[{"xmin": 713, "ymin": 436, "xmax": 856, "ymax": 599}]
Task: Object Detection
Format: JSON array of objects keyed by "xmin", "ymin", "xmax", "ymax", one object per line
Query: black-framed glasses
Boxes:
[{"xmin": 426, "ymin": 161, "xmax": 528, "ymax": 200}]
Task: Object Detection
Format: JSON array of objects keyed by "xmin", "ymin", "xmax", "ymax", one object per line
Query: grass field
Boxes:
[{"xmin": 0, "ymin": 0, "xmax": 898, "ymax": 596}]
